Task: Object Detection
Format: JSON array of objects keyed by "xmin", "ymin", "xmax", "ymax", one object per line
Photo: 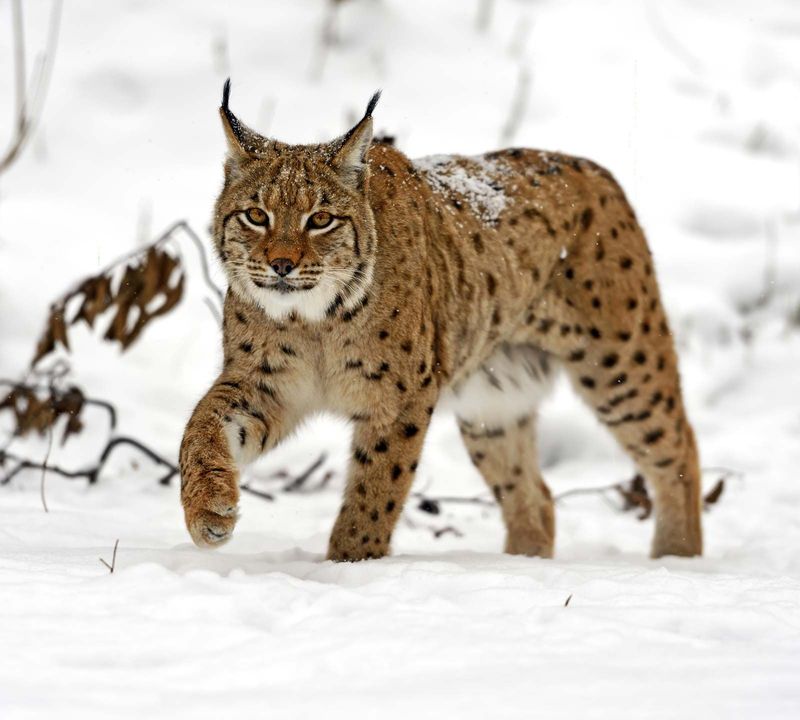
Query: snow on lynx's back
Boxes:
[
  {"xmin": 179, "ymin": 82, "xmax": 702, "ymax": 561},
  {"xmin": 413, "ymin": 154, "xmax": 511, "ymax": 224}
]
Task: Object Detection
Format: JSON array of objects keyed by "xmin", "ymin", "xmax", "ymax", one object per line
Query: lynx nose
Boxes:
[{"xmin": 270, "ymin": 258, "xmax": 295, "ymax": 277}]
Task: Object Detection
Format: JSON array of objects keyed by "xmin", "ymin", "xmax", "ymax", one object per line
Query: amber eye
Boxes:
[
  {"xmin": 307, "ymin": 211, "xmax": 333, "ymax": 230},
  {"xmin": 245, "ymin": 207, "xmax": 268, "ymax": 226}
]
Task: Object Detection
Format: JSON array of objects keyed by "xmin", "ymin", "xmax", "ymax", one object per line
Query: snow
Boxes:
[
  {"xmin": 2, "ymin": 0, "xmax": 800, "ymax": 718},
  {"xmin": 414, "ymin": 153, "xmax": 510, "ymax": 223}
]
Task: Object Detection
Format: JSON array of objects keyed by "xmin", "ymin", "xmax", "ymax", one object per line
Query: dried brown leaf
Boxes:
[
  {"xmin": 73, "ymin": 276, "xmax": 112, "ymax": 328},
  {"xmin": 704, "ymin": 479, "xmax": 725, "ymax": 507}
]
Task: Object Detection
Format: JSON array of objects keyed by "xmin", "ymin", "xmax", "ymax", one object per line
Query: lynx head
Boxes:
[{"xmin": 213, "ymin": 80, "xmax": 380, "ymax": 322}]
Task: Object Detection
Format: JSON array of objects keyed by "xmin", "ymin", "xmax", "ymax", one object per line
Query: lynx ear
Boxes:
[
  {"xmin": 330, "ymin": 90, "xmax": 381, "ymax": 190},
  {"xmin": 219, "ymin": 79, "xmax": 270, "ymax": 159}
]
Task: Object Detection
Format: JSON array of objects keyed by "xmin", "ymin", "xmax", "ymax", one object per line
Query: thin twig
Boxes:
[
  {"xmin": 554, "ymin": 482, "xmax": 620, "ymax": 502},
  {"xmin": 239, "ymin": 484, "xmax": 274, "ymax": 501},
  {"xmin": 309, "ymin": 0, "xmax": 340, "ymax": 82},
  {"xmin": 644, "ymin": 0, "xmax": 702, "ymax": 76},
  {"xmin": 99, "ymin": 539, "xmax": 119, "ymax": 573},
  {"xmin": 1, "ymin": 436, "xmax": 178, "ymax": 487},
  {"xmin": 499, "ymin": 65, "xmax": 531, "ymax": 146},
  {"xmin": 475, "ymin": 0, "xmax": 494, "ymax": 33},
  {"xmin": 283, "ymin": 453, "xmax": 328, "ymax": 492},
  {"xmin": 0, "ymin": 0, "xmax": 63, "ymax": 176},
  {"xmin": 177, "ymin": 221, "xmax": 225, "ymax": 304},
  {"xmin": 40, "ymin": 424, "xmax": 53, "ymax": 512}
]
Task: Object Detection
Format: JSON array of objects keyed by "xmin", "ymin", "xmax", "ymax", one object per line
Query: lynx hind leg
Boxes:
[
  {"xmin": 528, "ymin": 220, "xmax": 703, "ymax": 557},
  {"xmin": 446, "ymin": 343, "xmax": 557, "ymax": 558}
]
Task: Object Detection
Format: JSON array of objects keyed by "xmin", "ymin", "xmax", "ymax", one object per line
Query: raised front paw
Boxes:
[{"xmin": 182, "ymin": 482, "xmax": 239, "ymax": 548}]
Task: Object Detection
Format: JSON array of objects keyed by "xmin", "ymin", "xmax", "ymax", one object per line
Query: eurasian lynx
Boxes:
[{"xmin": 179, "ymin": 82, "xmax": 702, "ymax": 560}]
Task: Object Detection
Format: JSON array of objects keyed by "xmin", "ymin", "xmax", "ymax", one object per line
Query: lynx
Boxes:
[{"xmin": 179, "ymin": 81, "xmax": 703, "ymax": 561}]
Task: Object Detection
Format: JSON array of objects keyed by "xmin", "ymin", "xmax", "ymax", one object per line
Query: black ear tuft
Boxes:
[
  {"xmin": 222, "ymin": 78, "xmax": 232, "ymax": 113},
  {"xmin": 220, "ymin": 78, "xmax": 246, "ymax": 146},
  {"xmin": 364, "ymin": 90, "xmax": 381, "ymax": 119}
]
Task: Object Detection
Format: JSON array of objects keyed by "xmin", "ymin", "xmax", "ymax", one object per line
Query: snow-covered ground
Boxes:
[{"xmin": 1, "ymin": 0, "xmax": 799, "ymax": 717}]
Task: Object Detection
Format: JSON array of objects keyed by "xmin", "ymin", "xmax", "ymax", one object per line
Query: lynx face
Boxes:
[{"xmin": 212, "ymin": 83, "xmax": 380, "ymax": 321}]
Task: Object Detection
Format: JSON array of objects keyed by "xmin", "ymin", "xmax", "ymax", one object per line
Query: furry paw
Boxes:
[{"xmin": 184, "ymin": 491, "xmax": 239, "ymax": 548}]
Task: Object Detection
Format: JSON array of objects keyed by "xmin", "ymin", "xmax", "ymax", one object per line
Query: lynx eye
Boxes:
[
  {"xmin": 245, "ymin": 207, "xmax": 268, "ymax": 226},
  {"xmin": 307, "ymin": 211, "xmax": 333, "ymax": 230}
]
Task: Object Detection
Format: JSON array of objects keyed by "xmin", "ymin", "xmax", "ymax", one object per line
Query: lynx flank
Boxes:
[{"xmin": 179, "ymin": 82, "xmax": 702, "ymax": 560}]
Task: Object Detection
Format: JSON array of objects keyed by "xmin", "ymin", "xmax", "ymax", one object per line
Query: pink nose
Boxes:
[{"xmin": 270, "ymin": 258, "xmax": 295, "ymax": 277}]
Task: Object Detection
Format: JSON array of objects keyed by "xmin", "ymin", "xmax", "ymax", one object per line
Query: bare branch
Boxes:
[
  {"xmin": 499, "ymin": 65, "xmax": 531, "ymax": 146},
  {"xmin": 1, "ymin": 435, "xmax": 178, "ymax": 487},
  {"xmin": 475, "ymin": 0, "xmax": 494, "ymax": 33},
  {"xmin": 0, "ymin": 0, "xmax": 63, "ymax": 177}
]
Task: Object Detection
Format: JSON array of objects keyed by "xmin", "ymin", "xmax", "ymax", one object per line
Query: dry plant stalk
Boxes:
[{"xmin": 32, "ymin": 246, "xmax": 185, "ymax": 366}]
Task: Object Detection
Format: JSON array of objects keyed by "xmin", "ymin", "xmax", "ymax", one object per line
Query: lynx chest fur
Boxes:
[{"xmin": 179, "ymin": 83, "xmax": 703, "ymax": 562}]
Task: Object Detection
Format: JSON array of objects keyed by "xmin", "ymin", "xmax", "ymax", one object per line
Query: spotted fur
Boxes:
[{"xmin": 179, "ymin": 84, "xmax": 702, "ymax": 560}]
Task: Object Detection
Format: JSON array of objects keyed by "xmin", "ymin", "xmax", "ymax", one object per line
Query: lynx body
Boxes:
[{"xmin": 179, "ymin": 84, "xmax": 703, "ymax": 560}]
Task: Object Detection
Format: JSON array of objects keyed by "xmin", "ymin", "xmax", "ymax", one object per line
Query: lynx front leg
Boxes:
[
  {"xmin": 180, "ymin": 375, "xmax": 288, "ymax": 547},
  {"xmin": 328, "ymin": 399, "xmax": 434, "ymax": 561}
]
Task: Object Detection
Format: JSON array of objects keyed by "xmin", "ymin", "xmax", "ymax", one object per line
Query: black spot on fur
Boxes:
[
  {"xmin": 354, "ymin": 448, "xmax": 371, "ymax": 465},
  {"xmin": 580, "ymin": 377, "xmax": 596, "ymax": 389},
  {"xmin": 602, "ymin": 353, "xmax": 619, "ymax": 368},
  {"xmin": 326, "ymin": 294, "xmax": 344, "ymax": 317},
  {"xmin": 523, "ymin": 207, "xmax": 557, "ymax": 236},
  {"xmin": 644, "ymin": 428, "xmax": 665, "ymax": 445},
  {"xmin": 374, "ymin": 439, "xmax": 389, "ymax": 453},
  {"xmin": 595, "ymin": 242, "xmax": 605, "ymax": 261},
  {"xmin": 580, "ymin": 207, "xmax": 594, "ymax": 231},
  {"xmin": 403, "ymin": 424, "xmax": 419, "ymax": 438},
  {"xmin": 256, "ymin": 381, "xmax": 275, "ymax": 398}
]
